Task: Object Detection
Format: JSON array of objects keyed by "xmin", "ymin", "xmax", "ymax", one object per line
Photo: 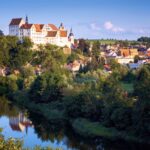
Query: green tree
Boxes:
[
  {"xmin": 0, "ymin": 76, "xmax": 18, "ymax": 96},
  {"xmin": 78, "ymin": 39, "xmax": 90, "ymax": 54},
  {"xmin": 133, "ymin": 65, "xmax": 150, "ymax": 137},
  {"xmin": 66, "ymin": 90, "xmax": 103, "ymax": 120},
  {"xmin": 67, "ymin": 52, "xmax": 79, "ymax": 63},
  {"xmin": 29, "ymin": 72, "xmax": 65, "ymax": 103},
  {"xmin": 92, "ymin": 40, "xmax": 100, "ymax": 59},
  {"xmin": 0, "ymin": 36, "xmax": 9, "ymax": 66},
  {"xmin": 134, "ymin": 55, "xmax": 140, "ymax": 63}
]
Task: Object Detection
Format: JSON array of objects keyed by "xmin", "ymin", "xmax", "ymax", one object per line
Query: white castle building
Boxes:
[{"xmin": 9, "ymin": 17, "xmax": 74, "ymax": 48}]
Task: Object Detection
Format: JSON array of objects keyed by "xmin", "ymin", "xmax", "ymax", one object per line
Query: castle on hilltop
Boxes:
[{"xmin": 9, "ymin": 16, "xmax": 74, "ymax": 48}]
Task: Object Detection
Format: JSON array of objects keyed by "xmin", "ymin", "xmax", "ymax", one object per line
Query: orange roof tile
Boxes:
[
  {"xmin": 20, "ymin": 24, "xmax": 33, "ymax": 29},
  {"xmin": 47, "ymin": 31, "xmax": 57, "ymax": 37},
  {"xmin": 9, "ymin": 18, "xmax": 23, "ymax": 25},
  {"xmin": 48, "ymin": 24, "xmax": 58, "ymax": 30},
  {"xmin": 60, "ymin": 30, "xmax": 67, "ymax": 37},
  {"xmin": 34, "ymin": 24, "xmax": 44, "ymax": 32}
]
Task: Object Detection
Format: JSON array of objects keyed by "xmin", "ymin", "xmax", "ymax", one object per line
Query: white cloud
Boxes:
[
  {"xmin": 90, "ymin": 23, "xmax": 101, "ymax": 31},
  {"xmin": 112, "ymin": 27, "xmax": 124, "ymax": 32},
  {"xmin": 104, "ymin": 21, "xmax": 124, "ymax": 32},
  {"xmin": 104, "ymin": 21, "xmax": 113, "ymax": 30}
]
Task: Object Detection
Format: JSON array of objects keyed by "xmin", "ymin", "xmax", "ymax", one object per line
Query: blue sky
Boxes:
[{"xmin": 0, "ymin": 0, "xmax": 150, "ymax": 40}]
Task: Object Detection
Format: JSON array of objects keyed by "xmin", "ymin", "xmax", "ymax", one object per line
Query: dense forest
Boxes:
[{"xmin": 0, "ymin": 35, "xmax": 149, "ymax": 148}]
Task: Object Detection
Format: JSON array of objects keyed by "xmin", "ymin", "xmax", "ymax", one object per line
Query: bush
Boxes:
[
  {"xmin": 0, "ymin": 136, "xmax": 23, "ymax": 150},
  {"xmin": 0, "ymin": 76, "xmax": 18, "ymax": 96},
  {"xmin": 29, "ymin": 72, "xmax": 64, "ymax": 103},
  {"xmin": 66, "ymin": 90, "xmax": 104, "ymax": 120}
]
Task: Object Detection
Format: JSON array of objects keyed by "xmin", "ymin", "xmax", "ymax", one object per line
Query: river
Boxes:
[{"xmin": 0, "ymin": 97, "xmax": 148, "ymax": 150}]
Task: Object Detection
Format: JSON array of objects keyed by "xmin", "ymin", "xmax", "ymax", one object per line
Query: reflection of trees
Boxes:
[
  {"xmin": 0, "ymin": 97, "xmax": 19, "ymax": 117},
  {"xmin": 28, "ymin": 111, "xmax": 65, "ymax": 142},
  {"xmin": 64, "ymin": 127, "xmax": 101, "ymax": 150},
  {"xmin": 28, "ymin": 111, "xmax": 104, "ymax": 149}
]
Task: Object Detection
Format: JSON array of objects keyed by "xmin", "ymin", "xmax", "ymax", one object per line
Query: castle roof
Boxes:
[
  {"xmin": 20, "ymin": 24, "xmax": 33, "ymax": 29},
  {"xmin": 47, "ymin": 30, "xmax": 67, "ymax": 37},
  {"xmin": 34, "ymin": 24, "xmax": 44, "ymax": 32},
  {"xmin": 60, "ymin": 30, "xmax": 67, "ymax": 37},
  {"xmin": 9, "ymin": 18, "xmax": 23, "ymax": 25},
  {"xmin": 47, "ymin": 31, "xmax": 57, "ymax": 37},
  {"xmin": 48, "ymin": 24, "xmax": 58, "ymax": 30}
]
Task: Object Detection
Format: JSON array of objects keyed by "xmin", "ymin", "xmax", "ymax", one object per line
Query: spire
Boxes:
[
  {"xmin": 69, "ymin": 28, "xmax": 74, "ymax": 36},
  {"xmin": 70, "ymin": 28, "xmax": 73, "ymax": 33},
  {"xmin": 59, "ymin": 22, "xmax": 64, "ymax": 30},
  {"xmin": 25, "ymin": 15, "xmax": 28, "ymax": 24}
]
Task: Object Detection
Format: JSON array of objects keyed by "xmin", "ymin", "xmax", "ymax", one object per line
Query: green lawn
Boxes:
[
  {"xmin": 72, "ymin": 118, "xmax": 119, "ymax": 138},
  {"xmin": 121, "ymin": 82, "xmax": 134, "ymax": 93},
  {"xmin": 72, "ymin": 118, "xmax": 139, "ymax": 142}
]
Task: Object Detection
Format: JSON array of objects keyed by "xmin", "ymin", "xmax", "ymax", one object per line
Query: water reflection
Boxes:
[
  {"xmin": 9, "ymin": 112, "xmax": 32, "ymax": 133},
  {"xmin": 0, "ymin": 97, "xmax": 149, "ymax": 150}
]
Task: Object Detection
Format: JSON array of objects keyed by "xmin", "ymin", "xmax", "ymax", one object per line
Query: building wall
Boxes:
[
  {"xmin": 116, "ymin": 57, "xmax": 134, "ymax": 64},
  {"xmin": 9, "ymin": 19, "xmax": 25, "ymax": 37},
  {"xmin": 9, "ymin": 19, "xmax": 74, "ymax": 48}
]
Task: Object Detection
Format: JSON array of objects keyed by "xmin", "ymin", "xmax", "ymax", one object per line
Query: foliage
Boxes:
[
  {"xmin": 0, "ymin": 136, "xmax": 23, "ymax": 150},
  {"xmin": 67, "ymin": 52, "xmax": 79, "ymax": 63},
  {"xmin": 137, "ymin": 36, "xmax": 150, "ymax": 43},
  {"xmin": 134, "ymin": 55, "xmax": 140, "ymax": 63},
  {"xmin": 66, "ymin": 90, "xmax": 103, "ymax": 120},
  {"xmin": 120, "ymin": 82, "xmax": 134, "ymax": 93},
  {"xmin": 0, "ymin": 76, "xmax": 18, "ymax": 96},
  {"xmin": 92, "ymin": 40, "xmax": 101, "ymax": 58},
  {"xmin": 122, "ymin": 70, "xmax": 136, "ymax": 83},
  {"xmin": 29, "ymin": 72, "xmax": 65, "ymax": 103},
  {"xmin": 133, "ymin": 64, "xmax": 150, "ymax": 137},
  {"xmin": 0, "ymin": 135, "xmax": 61, "ymax": 150},
  {"xmin": 0, "ymin": 36, "xmax": 32, "ymax": 69},
  {"xmin": 77, "ymin": 39, "xmax": 90, "ymax": 54}
]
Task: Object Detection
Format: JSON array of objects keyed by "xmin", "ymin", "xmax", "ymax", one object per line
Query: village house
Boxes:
[
  {"xmin": 116, "ymin": 57, "xmax": 134, "ymax": 64},
  {"xmin": 146, "ymin": 48, "xmax": 150, "ymax": 57},
  {"xmin": 65, "ymin": 60, "xmax": 86, "ymax": 72},
  {"xmin": 138, "ymin": 47, "xmax": 147, "ymax": 57},
  {"xmin": 9, "ymin": 17, "xmax": 74, "ymax": 48},
  {"xmin": 120, "ymin": 48, "xmax": 138, "ymax": 58}
]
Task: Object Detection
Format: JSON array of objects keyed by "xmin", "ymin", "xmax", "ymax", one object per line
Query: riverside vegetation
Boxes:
[{"xmin": 0, "ymin": 36, "xmax": 149, "ymax": 148}]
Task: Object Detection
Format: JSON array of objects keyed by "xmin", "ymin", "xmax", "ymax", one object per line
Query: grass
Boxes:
[
  {"xmin": 120, "ymin": 82, "xmax": 134, "ymax": 93},
  {"xmin": 87, "ymin": 39, "xmax": 117, "ymax": 45},
  {"xmin": 72, "ymin": 118, "xmax": 119, "ymax": 138},
  {"xmin": 72, "ymin": 118, "xmax": 141, "ymax": 143}
]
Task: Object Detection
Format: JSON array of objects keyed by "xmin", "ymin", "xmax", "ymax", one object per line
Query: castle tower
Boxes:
[
  {"xmin": 25, "ymin": 15, "xmax": 28, "ymax": 24},
  {"xmin": 68, "ymin": 28, "xmax": 74, "ymax": 45},
  {"xmin": 59, "ymin": 22, "xmax": 64, "ymax": 30}
]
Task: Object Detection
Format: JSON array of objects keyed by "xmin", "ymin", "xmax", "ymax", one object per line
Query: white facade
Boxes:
[
  {"xmin": 9, "ymin": 18, "xmax": 74, "ymax": 48},
  {"xmin": 116, "ymin": 57, "xmax": 134, "ymax": 64}
]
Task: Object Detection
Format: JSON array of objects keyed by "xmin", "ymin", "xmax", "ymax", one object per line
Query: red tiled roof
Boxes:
[
  {"xmin": 9, "ymin": 18, "xmax": 23, "ymax": 25},
  {"xmin": 147, "ymin": 51, "xmax": 150, "ymax": 57},
  {"xmin": 48, "ymin": 24, "xmax": 58, "ymax": 30},
  {"xmin": 20, "ymin": 24, "xmax": 33, "ymax": 29},
  {"xmin": 47, "ymin": 31, "xmax": 57, "ymax": 37},
  {"xmin": 34, "ymin": 24, "xmax": 44, "ymax": 32},
  {"xmin": 60, "ymin": 30, "xmax": 67, "ymax": 37}
]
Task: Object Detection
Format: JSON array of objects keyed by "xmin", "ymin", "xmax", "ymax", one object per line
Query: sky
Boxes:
[{"xmin": 0, "ymin": 0, "xmax": 150, "ymax": 40}]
